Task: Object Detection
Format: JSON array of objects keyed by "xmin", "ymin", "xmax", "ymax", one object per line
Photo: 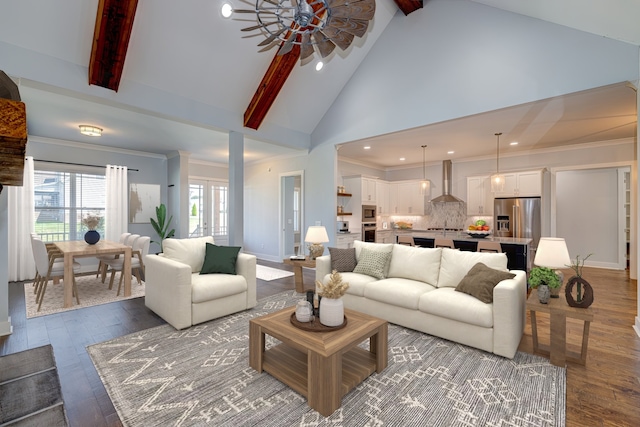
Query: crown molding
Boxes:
[{"xmin": 27, "ymin": 135, "xmax": 167, "ymax": 159}]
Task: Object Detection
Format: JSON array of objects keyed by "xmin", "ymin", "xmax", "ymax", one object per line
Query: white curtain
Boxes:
[
  {"xmin": 8, "ymin": 156, "xmax": 35, "ymax": 281},
  {"xmin": 105, "ymin": 165, "xmax": 128, "ymax": 241}
]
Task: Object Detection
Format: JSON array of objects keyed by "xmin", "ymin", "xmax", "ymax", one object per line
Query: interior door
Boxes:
[
  {"xmin": 280, "ymin": 171, "xmax": 304, "ymax": 259},
  {"xmin": 189, "ymin": 179, "xmax": 229, "ymax": 245}
]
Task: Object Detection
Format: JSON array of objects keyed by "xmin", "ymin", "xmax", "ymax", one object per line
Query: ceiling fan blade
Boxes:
[
  {"xmin": 312, "ymin": 31, "xmax": 335, "ymax": 58},
  {"xmin": 300, "ymin": 33, "xmax": 314, "ymax": 60},
  {"xmin": 330, "ymin": 2, "xmax": 375, "ymax": 20},
  {"xmin": 241, "ymin": 21, "xmax": 279, "ymax": 31},
  {"xmin": 233, "ymin": 9, "xmax": 279, "ymax": 14},
  {"xmin": 258, "ymin": 27, "xmax": 288, "ymax": 46},
  {"xmin": 328, "ymin": 17, "xmax": 369, "ymax": 38},
  {"xmin": 278, "ymin": 32, "xmax": 297, "ymax": 56},
  {"xmin": 320, "ymin": 27, "xmax": 354, "ymax": 51},
  {"xmin": 258, "ymin": 41, "xmax": 280, "ymax": 52}
]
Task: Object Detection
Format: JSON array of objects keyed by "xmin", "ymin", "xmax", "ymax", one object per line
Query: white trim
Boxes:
[
  {"xmin": 0, "ymin": 317, "xmax": 12, "ymax": 337},
  {"xmin": 28, "ymin": 135, "xmax": 167, "ymax": 159},
  {"xmin": 634, "ymin": 317, "xmax": 640, "ymax": 338}
]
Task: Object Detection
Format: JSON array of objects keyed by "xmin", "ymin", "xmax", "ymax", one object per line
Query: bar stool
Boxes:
[
  {"xmin": 477, "ymin": 241, "xmax": 502, "ymax": 253},
  {"xmin": 397, "ymin": 235, "xmax": 415, "ymax": 246},
  {"xmin": 434, "ymin": 238, "xmax": 455, "ymax": 249}
]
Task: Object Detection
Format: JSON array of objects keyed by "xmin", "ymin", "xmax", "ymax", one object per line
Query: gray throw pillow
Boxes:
[
  {"xmin": 353, "ymin": 247, "xmax": 392, "ymax": 279},
  {"xmin": 329, "ymin": 247, "xmax": 357, "ymax": 272},
  {"xmin": 455, "ymin": 262, "xmax": 516, "ymax": 303}
]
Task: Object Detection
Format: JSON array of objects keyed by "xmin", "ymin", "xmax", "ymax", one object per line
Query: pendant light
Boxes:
[
  {"xmin": 490, "ymin": 132, "xmax": 505, "ymax": 192},
  {"xmin": 420, "ymin": 145, "xmax": 430, "ymax": 194}
]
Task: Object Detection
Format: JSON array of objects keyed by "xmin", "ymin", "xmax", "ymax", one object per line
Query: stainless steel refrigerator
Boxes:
[{"xmin": 494, "ymin": 197, "xmax": 541, "ymax": 249}]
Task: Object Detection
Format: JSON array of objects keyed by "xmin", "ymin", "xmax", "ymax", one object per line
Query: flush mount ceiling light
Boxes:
[
  {"xmin": 235, "ymin": 0, "xmax": 375, "ymax": 62},
  {"xmin": 490, "ymin": 132, "xmax": 505, "ymax": 192},
  {"xmin": 79, "ymin": 125, "xmax": 102, "ymax": 137},
  {"xmin": 420, "ymin": 144, "xmax": 430, "ymax": 194}
]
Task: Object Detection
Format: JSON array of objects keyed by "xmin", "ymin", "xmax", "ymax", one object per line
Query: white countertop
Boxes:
[{"xmin": 392, "ymin": 229, "xmax": 532, "ymax": 245}]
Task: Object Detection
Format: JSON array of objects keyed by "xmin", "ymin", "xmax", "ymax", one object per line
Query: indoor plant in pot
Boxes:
[
  {"xmin": 315, "ymin": 270, "xmax": 350, "ymax": 326},
  {"xmin": 150, "ymin": 203, "xmax": 175, "ymax": 253},
  {"xmin": 529, "ymin": 266, "xmax": 561, "ymax": 304}
]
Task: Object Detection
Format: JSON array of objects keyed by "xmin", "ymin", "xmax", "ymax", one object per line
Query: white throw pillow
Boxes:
[
  {"xmin": 353, "ymin": 241, "xmax": 393, "ymax": 277},
  {"xmin": 437, "ymin": 248, "xmax": 508, "ymax": 288},
  {"xmin": 162, "ymin": 236, "xmax": 214, "ymax": 273},
  {"xmin": 388, "ymin": 245, "xmax": 442, "ymax": 285}
]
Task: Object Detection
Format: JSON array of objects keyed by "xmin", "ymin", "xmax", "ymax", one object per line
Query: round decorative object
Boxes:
[
  {"xmin": 308, "ymin": 243, "xmax": 324, "ymax": 260},
  {"xmin": 319, "ymin": 297, "xmax": 344, "ymax": 327},
  {"xmin": 289, "ymin": 312, "xmax": 347, "ymax": 332},
  {"xmin": 565, "ymin": 276, "xmax": 594, "ymax": 308},
  {"xmin": 84, "ymin": 229, "xmax": 100, "ymax": 245},
  {"xmin": 465, "ymin": 231, "xmax": 492, "ymax": 238},
  {"xmin": 295, "ymin": 300, "xmax": 314, "ymax": 322},
  {"xmin": 537, "ymin": 284, "xmax": 550, "ymax": 304}
]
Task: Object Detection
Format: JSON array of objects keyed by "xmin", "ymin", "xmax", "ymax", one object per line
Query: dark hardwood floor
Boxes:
[{"xmin": 2, "ymin": 262, "xmax": 639, "ymax": 426}]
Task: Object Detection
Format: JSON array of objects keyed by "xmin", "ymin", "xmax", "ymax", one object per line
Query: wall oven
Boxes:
[
  {"xmin": 362, "ymin": 205, "xmax": 376, "ymax": 222},
  {"xmin": 362, "ymin": 223, "xmax": 376, "ymax": 242}
]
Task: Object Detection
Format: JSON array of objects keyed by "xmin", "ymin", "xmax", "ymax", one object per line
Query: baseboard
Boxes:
[
  {"xmin": 0, "ymin": 317, "xmax": 12, "ymax": 337},
  {"xmin": 634, "ymin": 317, "xmax": 640, "ymax": 338}
]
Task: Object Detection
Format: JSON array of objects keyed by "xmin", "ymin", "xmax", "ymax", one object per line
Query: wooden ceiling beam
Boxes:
[
  {"xmin": 243, "ymin": 46, "xmax": 301, "ymax": 130},
  {"xmin": 393, "ymin": 0, "xmax": 423, "ymax": 16},
  {"xmin": 89, "ymin": 0, "xmax": 139, "ymax": 91}
]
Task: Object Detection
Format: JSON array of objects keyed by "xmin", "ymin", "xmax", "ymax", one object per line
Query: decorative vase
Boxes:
[
  {"xmin": 565, "ymin": 276, "xmax": 594, "ymax": 308},
  {"xmin": 550, "ymin": 286, "xmax": 560, "ymax": 298},
  {"xmin": 319, "ymin": 297, "xmax": 344, "ymax": 327},
  {"xmin": 537, "ymin": 284, "xmax": 550, "ymax": 304},
  {"xmin": 84, "ymin": 229, "xmax": 100, "ymax": 245},
  {"xmin": 295, "ymin": 300, "xmax": 314, "ymax": 322}
]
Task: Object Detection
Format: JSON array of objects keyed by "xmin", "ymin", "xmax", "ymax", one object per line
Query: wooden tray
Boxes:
[{"xmin": 290, "ymin": 312, "xmax": 347, "ymax": 332}]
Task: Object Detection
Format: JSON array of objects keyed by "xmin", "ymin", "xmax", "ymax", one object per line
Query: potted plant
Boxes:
[
  {"xmin": 565, "ymin": 254, "xmax": 594, "ymax": 308},
  {"xmin": 150, "ymin": 204, "xmax": 175, "ymax": 252},
  {"xmin": 529, "ymin": 266, "xmax": 561, "ymax": 304},
  {"xmin": 315, "ymin": 270, "xmax": 350, "ymax": 326}
]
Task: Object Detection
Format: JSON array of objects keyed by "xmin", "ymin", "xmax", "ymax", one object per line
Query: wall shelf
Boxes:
[{"xmin": 337, "ymin": 192, "xmax": 352, "ymax": 197}]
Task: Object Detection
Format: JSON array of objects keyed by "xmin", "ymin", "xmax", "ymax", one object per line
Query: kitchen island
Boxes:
[{"xmin": 392, "ymin": 229, "xmax": 532, "ymax": 271}]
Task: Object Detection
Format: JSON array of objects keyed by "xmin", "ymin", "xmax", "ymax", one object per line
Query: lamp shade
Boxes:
[
  {"xmin": 304, "ymin": 226, "xmax": 329, "ymax": 243},
  {"xmin": 534, "ymin": 237, "xmax": 571, "ymax": 269}
]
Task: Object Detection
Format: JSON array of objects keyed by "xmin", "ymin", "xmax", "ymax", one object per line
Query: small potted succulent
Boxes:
[{"xmin": 529, "ymin": 266, "xmax": 561, "ymax": 304}]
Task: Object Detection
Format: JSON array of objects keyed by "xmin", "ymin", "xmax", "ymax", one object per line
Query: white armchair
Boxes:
[{"xmin": 144, "ymin": 236, "xmax": 257, "ymax": 330}]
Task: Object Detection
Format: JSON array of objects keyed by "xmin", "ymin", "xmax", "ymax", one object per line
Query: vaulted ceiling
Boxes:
[{"xmin": 0, "ymin": 0, "xmax": 638, "ymax": 168}]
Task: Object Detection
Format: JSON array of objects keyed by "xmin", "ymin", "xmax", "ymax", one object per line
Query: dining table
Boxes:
[{"xmin": 54, "ymin": 240, "xmax": 132, "ymax": 308}]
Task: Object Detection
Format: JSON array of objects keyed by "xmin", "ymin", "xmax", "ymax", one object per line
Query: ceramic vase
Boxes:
[
  {"xmin": 537, "ymin": 284, "xmax": 550, "ymax": 304},
  {"xmin": 319, "ymin": 297, "xmax": 344, "ymax": 327},
  {"xmin": 84, "ymin": 229, "xmax": 100, "ymax": 245}
]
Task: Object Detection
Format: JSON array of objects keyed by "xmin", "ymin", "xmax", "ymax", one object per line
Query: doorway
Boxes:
[
  {"xmin": 280, "ymin": 171, "xmax": 304, "ymax": 260},
  {"xmin": 188, "ymin": 179, "xmax": 229, "ymax": 246}
]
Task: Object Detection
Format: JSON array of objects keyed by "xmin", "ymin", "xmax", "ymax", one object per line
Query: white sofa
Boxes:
[
  {"xmin": 315, "ymin": 241, "xmax": 526, "ymax": 359},
  {"xmin": 145, "ymin": 236, "xmax": 257, "ymax": 330}
]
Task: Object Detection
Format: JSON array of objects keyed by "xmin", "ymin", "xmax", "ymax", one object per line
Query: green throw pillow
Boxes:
[
  {"xmin": 353, "ymin": 247, "xmax": 392, "ymax": 279},
  {"xmin": 455, "ymin": 262, "xmax": 516, "ymax": 303},
  {"xmin": 200, "ymin": 243, "xmax": 241, "ymax": 275}
]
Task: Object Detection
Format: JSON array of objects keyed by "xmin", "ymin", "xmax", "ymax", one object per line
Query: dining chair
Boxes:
[
  {"xmin": 434, "ymin": 238, "xmax": 455, "ymax": 249},
  {"xmin": 477, "ymin": 241, "xmax": 502, "ymax": 253},
  {"xmin": 397, "ymin": 235, "xmax": 415, "ymax": 246},
  {"xmin": 31, "ymin": 237, "xmax": 81, "ymax": 311},
  {"xmin": 96, "ymin": 232, "xmax": 131, "ymax": 282},
  {"xmin": 101, "ymin": 233, "xmax": 139, "ymax": 285},
  {"xmin": 30, "ymin": 233, "xmax": 65, "ymax": 294},
  {"xmin": 104, "ymin": 235, "xmax": 150, "ymax": 296}
]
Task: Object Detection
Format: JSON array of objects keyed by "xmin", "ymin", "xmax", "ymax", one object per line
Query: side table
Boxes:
[
  {"xmin": 526, "ymin": 291, "xmax": 594, "ymax": 367},
  {"xmin": 282, "ymin": 257, "xmax": 316, "ymax": 293}
]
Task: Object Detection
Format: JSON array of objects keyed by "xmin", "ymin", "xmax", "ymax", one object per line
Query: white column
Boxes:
[
  {"xmin": 228, "ymin": 131, "xmax": 244, "ymax": 246},
  {"xmin": 0, "ymin": 187, "xmax": 13, "ymax": 336}
]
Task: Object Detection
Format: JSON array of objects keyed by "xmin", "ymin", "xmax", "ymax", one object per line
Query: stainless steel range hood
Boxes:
[{"xmin": 430, "ymin": 160, "xmax": 465, "ymax": 204}]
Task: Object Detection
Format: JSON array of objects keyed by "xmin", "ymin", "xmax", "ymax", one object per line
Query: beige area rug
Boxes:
[
  {"xmin": 256, "ymin": 264, "xmax": 294, "ymax": 281},
  {"xmin": 24, "ymin": 274, "xmax": 145, "ymax": 318}
]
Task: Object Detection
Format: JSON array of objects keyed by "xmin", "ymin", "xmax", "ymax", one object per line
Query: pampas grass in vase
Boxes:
[{"xmin": 315, "ymin": 270, "xmax": 349, "ymax": 327}]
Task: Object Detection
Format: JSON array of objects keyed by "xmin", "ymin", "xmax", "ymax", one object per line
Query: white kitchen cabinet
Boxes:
[
  {"xmin": 336, "ymin": 233, "xmax": 361, "ymax": 249},
  {"xmin": 362, "ymin": 177, "xmax": 377, "ymax": 203},
  {"xmin": 376, "ymin": 180, "xmax": 390, "ymax": 215},
  {"xmin": 466, "ymin": 175, "xmax": 493, "ymax": 215},
  {"xmin": 494, "ymin": 170, "xmax": 543, "ymax": 197},
  {"xmin": 389, "ymin": 181, "xmax": 425, "ymax": 215},
  {"xmin": 343, "ymin": 176, "xmax": 377, "ymax": 206}
]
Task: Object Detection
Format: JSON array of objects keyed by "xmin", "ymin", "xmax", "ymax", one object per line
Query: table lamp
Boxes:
[
  {"xmin": 305, "ymin": 226, "xmax": 329, "ymax": 259},
  {"xmin": 534, "ymin": 237, "xmax": 571, "ymax": 285}
]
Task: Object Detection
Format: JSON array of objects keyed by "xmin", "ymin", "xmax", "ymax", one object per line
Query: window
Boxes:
[
  {"xmin": 188, "ymin": 179, "xmax": 228, "ymax": 238},
  {"xmin": 34, "ymin": 170, "xmax": 105, "ymax": 241}
]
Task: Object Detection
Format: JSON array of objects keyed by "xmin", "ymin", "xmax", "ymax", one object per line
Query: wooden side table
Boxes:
[
  {"xmin": 282, "ymin": 257, "xmax": 316, "ymax": 293},
  {"xmin": 526, "ymin": 291, "xmax": 594, "ymax": 367}
]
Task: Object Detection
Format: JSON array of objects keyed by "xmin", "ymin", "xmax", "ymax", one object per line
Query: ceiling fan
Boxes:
[{"xmin": 235, "ymin": 0, "xmax": 376, "ymax": 61}]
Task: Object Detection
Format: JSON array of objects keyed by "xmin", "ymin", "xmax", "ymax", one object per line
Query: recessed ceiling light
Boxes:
[
  {"xmin": 79, "ymin": 125, "xmax": 102, "ymax": 137},
  {"xmin": 510, "ymin": 141, "xmax": 518, "ymax": 145},
  {"xmin": 315, "ymin": 61, "xmax": 324, "ymax": 71},
  {"xmin": 363, "ymin": 146, "xmax": 371, "ymax": 150},
  {"xmin": 399, "ymin": 157, "xmax": 405, "ymax": 161},
  {"xmin": 447, "ymin": 151, "xmax": 454, "ymax": 154},
  {"xmin": 221, "ymin": 3, "xmax": 233, "ymax": 18}
]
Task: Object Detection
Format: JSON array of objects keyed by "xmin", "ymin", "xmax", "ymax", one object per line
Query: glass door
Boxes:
[{"xmin": 189, "ymin": 179, "xmax": 229, "ymax": 245}]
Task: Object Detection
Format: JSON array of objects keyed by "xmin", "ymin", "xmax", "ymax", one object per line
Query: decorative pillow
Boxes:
[
  {"xmin": 200, "ymin": 243, "xmax": 241, "ymax": 275},
  {"xmin": 353, "ymin": 240, "xmax": 394, "ymax": 277},
  {"xmin": 329, "ymin": 247, "xmax": 357, "ymax": 272},
  {"xmin": 353, "ymin": 247, "xmax": 392, "ymax": 279},
  {"xmin": 455, "ymin": 262, "xmax": 516, "ymax": 303}
]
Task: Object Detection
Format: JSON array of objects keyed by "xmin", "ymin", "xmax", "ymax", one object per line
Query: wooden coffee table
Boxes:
[{"xmin": 249, "ymin": 307, "xmax": 388, "ymax": 416}]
